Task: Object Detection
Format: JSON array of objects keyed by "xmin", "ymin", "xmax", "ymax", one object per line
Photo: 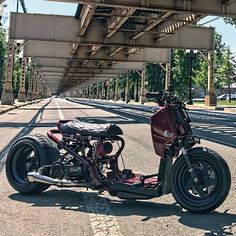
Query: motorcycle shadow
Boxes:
[{"xmin": 9, "ymin": 188, "xmax": 236, "ymax": 236}]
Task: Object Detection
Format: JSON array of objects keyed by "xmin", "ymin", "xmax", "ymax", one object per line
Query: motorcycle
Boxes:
[{"xmin": 6, "ymin": 89, "xmax": 231, "ymax": 213}]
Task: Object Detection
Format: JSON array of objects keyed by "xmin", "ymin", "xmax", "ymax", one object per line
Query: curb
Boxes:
[
  {"xmin": 0, "ymin": 99, "xmax": 42, "ymax": 116},
  {"xmin": 67, "ymin": 98, "xmax": 236, "ymax": 119}
]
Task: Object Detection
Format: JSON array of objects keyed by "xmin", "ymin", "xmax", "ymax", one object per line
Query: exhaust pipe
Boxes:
[{"xmin": 27, "ymin": 172, "xmax": 90, "ymax": 187}]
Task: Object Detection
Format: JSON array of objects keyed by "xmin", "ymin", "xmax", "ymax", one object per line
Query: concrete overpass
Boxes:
[{"xmin": 1, "ymin": 0, "xmax": 236, "ymax": 105}]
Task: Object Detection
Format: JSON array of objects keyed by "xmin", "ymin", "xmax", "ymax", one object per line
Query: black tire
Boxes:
[
  {"xmin": 6, "ymin": 134, "xmax": 59, "ymax": 195},
  {"xmin": 171, "ymin": 148, "xmax": 231, "ymax": 213}
]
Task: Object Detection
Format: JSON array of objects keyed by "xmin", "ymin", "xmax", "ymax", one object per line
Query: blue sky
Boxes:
[{"xmin": 3, "ymin": 0, "xmax": 236, "ymax": 53}]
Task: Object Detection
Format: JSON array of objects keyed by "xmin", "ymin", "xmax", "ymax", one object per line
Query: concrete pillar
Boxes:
[
  {"xmin": 96, "ymin": 84, "xmax": 99, "ymax": 99},
  {"xmin": 18, "ymin": 57, "xmax": 27, "ymax": 102},
  {"xmin": 32, "ymin": 71, "xmax": 37, "ymax": 100},
  {"xmin": 1, "ymin": 40, "xmax": 14, "ymax": 105},
  {"xmin": 101, "ymin": 82, "xmax": 105, "ymax": 100},
  {"xmin": 41, "ymin": 82, "xmax": 45, "ymax": 99},
  {"xmin": 89, "ymin": 85, "xmax": 93, "ymax": 99},
  {"xmin": 125, "ymin": 76, "xmax": 130, "ymax": 103},
  {"xmin": 165, "ymin": 63, "xmax": 171, "ymax": 90},
  {"xmin": 83, "ymin": 89, "xmax": 85, "ymax": 98},
  {"xmin": 36, "ymin": 78, "xmax": 42, "ymax": 99},
  {"xmin": 114, "ymin": 78, "xmax": 119, "ymax": 102},
  {"xmin": 87, "ymin": 87, "xmax": 89, "ymax": 98},
  {"xmin": 27, "ymin": 69, "xmax": 33, "ymax": 101},
  {"xmin": 140, "ymin": 70, "xmax": 146, "ymax": 104},
  {"xmin": 205, "ymin": 50, "xmax": 217, "ymax": 106},
  {"xmin": 106, "ymin": 81, "xmax": 109, "ymax": 100},
  {"xmin": 165, "ymin": 50, "xmax": 171, "ymax": 90}
]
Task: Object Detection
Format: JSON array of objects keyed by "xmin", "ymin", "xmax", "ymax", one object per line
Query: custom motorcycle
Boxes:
[{"xmin": 6, "ymin": 89, "xmax": 231, "ymax": 213}]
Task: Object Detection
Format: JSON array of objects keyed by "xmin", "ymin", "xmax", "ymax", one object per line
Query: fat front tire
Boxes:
[
  {"xmin": 6, "ymin": 134, "xmax": 59, "ymax": 195},
  {"xmin": 171, "ymin": 148, "xmax": 231, "ymax": 213}
]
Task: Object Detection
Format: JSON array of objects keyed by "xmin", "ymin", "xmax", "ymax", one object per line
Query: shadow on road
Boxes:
[
  {"xmin": 0, "ymin": 99, "xmax": 53, "ymax": 166},
  {"xmin": 9, "ymin": 189, "xmax": 236, "ymax": 235},
  {"xmin": 70, "ymin": 99, "xmax": 236, "ymax": 149}
]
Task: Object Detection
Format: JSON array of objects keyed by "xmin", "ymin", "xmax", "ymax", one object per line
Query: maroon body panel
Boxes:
[{"xmin": 151, "ymin": 105, "xmax": 186, "ymax": 158}]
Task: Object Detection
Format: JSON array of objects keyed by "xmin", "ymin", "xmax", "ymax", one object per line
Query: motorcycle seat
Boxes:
[{"xmin": 59, "ymin": 120, "xmax": 123, "ymax": 137}]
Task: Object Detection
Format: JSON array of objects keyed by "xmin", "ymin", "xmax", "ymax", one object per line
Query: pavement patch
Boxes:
[{"xmin": 84, "ymin": 191, "xmax": 122, "ymax": 236}]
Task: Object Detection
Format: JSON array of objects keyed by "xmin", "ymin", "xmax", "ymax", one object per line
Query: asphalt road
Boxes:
[{"xmin": 0, "ymin": 98, "xmax": 236, "ymax": 236}]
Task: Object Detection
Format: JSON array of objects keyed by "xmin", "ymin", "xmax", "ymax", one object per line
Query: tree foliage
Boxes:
[
  {"xmin": 224, "ymin": 17, "xmax": 236, "ymax": 27},
  {"xmin": 171, "ymin": 49, "xmax": 190, "ymax": 99}
]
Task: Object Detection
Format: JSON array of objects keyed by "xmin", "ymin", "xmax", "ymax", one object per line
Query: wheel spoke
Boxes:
[
  {"xmin": 186, "ymin": 179, "xmax": 193, "ymax": 191},
  {"xmin": 204, "ymin": 178, "xmax": 217, "ymax": 188},
  {"xmin": 193, "ymin": 184, "xmax": 208, "ymax": 198}
]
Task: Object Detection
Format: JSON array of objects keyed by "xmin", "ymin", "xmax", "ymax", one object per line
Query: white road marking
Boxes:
[
  {"xmin": 55, "ymin": 100, "xmax": 122, "ymax": 235},
  {"xmin": 55, "ymin": 100, "xmax": 65, "ymax": 120},
  {"xmin": 83, "ymin": 191, "xmax": 122, "ymax": 236}
]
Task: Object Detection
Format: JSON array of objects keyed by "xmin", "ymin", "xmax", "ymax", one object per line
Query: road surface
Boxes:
[{"xmin": 0, "ymin": 98, "xmax": 236, "ymax": 236}]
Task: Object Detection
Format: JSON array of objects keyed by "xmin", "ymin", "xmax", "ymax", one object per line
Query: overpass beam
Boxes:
[
  {"xmin": 47, "ymin": 0, "xmax": 236, "ymax": 16},
  {"xmin": 205, "ymin": 50, "xmax": 217, "ymax": 106},
  {"xmin": 1, "ymin": 40, "xmax": 14, "ymax": 105}
]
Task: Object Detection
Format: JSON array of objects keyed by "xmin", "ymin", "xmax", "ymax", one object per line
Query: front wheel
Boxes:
[{"xmin": 171, "ymin": 148, "xmax": 231, "ymax": 213}]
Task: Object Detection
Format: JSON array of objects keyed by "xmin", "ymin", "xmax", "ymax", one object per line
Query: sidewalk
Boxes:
[
  {"xmin": 0, "ymin": 99, "xmax": 41, "ymax": 115},
  {"xmin": 116, "ymin": 99, "xmax": 236, "ymax": 114},
  {"xmin": 68, "ymin": 98, "xmax": 236, "ymax": 115}
]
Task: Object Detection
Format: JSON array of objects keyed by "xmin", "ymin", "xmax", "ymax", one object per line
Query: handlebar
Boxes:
[{"xmin": 146, "ymin": 90, "xmax": 180, "ymax": 106}]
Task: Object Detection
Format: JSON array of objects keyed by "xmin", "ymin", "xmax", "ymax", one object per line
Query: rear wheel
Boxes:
[
  {"xmin": 171, "ymin": 148, "xmax": 231, "ymax": 213},
  {"xmin": 6, "ymin": 134, "xmax": 59, "ymax": 194}
]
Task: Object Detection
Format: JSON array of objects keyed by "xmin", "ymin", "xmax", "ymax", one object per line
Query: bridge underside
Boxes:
[{"xmin": 4, "ymin": 0, "xmax": 236, "ymax": 102}]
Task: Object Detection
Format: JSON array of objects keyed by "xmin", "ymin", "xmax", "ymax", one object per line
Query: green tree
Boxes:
[
  {"xmin": 171, "ymin": 49, "xmax": 190, "ymax": 99},
  {"xmin": 193, "ymin": 56, "xmax": 208, "ymax": 96},
  {"xmin": 217, "ymin": 47, "xmax": 236, "ymax": 102},
  {"xmin": 224, "ymin": 17, "xmax": 236, "ymax": 27},
  {"xmin": 192, "ymin": 31, "xmax": 227, "ymax": 95},
  {"xmin": 146, "ymin": 63, "xmax": 165, "ymax": 92}
]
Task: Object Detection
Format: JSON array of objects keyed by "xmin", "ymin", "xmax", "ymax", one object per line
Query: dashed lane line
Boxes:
[
  {"xmin": 55, "ymin": 100, "xmax": 65, "ymax": 120},
  {"xmin": 55, "ymin": 100, "xmax": 123, "ymax": 235}
]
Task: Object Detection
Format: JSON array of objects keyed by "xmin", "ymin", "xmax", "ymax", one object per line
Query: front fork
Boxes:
[{"xmin": 178, "ymin": 140, "xmax": 199, "ymax": 183}]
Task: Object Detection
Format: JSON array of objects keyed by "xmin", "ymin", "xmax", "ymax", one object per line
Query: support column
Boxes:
[
  {"xmin": 125, "ymin": 75, "xmax": 130, "ymax": 103},
  {"xmin": 89, "ymin": 85, "xmax": 93, "ymax": 99},
  {"xmin": 101, "ymin": 82, "xmax": 105, "ymax": 100},
  {"xmin": 205, "ymin": 50, "xmax": 217, "ymax": 106},
  {"xmin": 31, "ymin": 70, "xmax": 37, "ymax": 100},
  {"xmin": 106, "ymin": 81, "xmax": 109, "ymax": 100},
  {"xmin": 87, "ymin": 87, "xmax": 89, "ymax": 99},
  {"xmin": 18, "ymin": 57, "xmax": 27, "ymax": 102},
  {"xmin": 41, "ymin": 82, "xmax": 46, "ymax": 99},
  {"xmin": 165, "ymin": 63, "xmax": 171, "ymax": 90},
  {"xmin": 1, "ymin": 40, "xmax": 14, "ymax": 105},
  {"xmin": 27, "ymin": 68, "xmax": 33, "ymax": 101},
  {"xmin": 114, "ymin": 78, "xmax": 119, "ymax": 102},
  {"xmin": 36, "ymin": 79, "xmax": 42, "ymax": 99},
  {"xmin": 140, "ymin": 70, "xmax": 146, "ymax": 104},
  {"xmin": 96, "ymin": 84, "xmax": 99, "ymax": 99}
]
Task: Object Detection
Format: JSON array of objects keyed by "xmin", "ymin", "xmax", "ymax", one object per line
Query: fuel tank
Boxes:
[{"xmin": 151, "ymin": 105, "xmax": 186, "ymax": 158}]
